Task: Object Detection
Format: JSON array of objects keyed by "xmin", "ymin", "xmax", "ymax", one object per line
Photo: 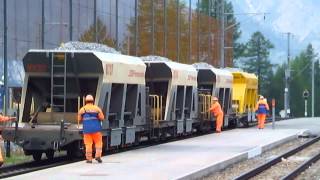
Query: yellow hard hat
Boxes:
[
  {"xmin": 85, "ymin": 94, "xmax": 94, "ymax": 102},
  {"xmin": 212, "ymin": 97, "xmax": 218, "ymax": 101}
]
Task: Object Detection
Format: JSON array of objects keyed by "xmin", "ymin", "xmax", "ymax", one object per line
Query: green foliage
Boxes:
[
  {"xmin": 289, "ymin": 44, "xmax": 319, "ymax": 117},
  {"xmin": 270, "ymin": 44, "xmax": 320, "ymax": 117},
  {"xmin": 239, "ymin": 31, "xmax": 274, "ymax": 95},
  {"xmin": 268, "ymin": 64, "xmax": 285, "ymax": 114},
  {"xmin": 198, "ymin": 0, "xmax": 242, "ymax": 60},
  {"xmin": 79, "ymin": 18, "xmax": 116, "ymax": 48}
]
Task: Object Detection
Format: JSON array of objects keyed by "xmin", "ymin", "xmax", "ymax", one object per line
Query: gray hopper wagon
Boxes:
[
  {"xmin": 2, "ymin": 50, "xmax": 147, "ymax": 160},
  {"xmin": 142, "ymin": 57, "xmax": 198, "ymax": 136},
  {"xmin": 193, "ymin": 63, "xmax": 235, "ymax": 131}
]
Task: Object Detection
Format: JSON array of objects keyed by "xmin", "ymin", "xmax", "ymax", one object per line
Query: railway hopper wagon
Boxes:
[
  {"xmin": 193, "ymin": 63, "xmax": 234, "ymax": 131},
  {"xmin": 2, "ymin": 50, "xmax": 147, "ymax": 160},
  {"xmin": 141, "ymin": 56, "xmax": 198, "ymax": 137},
  {"xmin": 2, "ymin": 50, "xmax": 259, "ymax": 161},
  {"xmin": 230, "ymin": 70, "xmax": 258, "ymax": 127}
]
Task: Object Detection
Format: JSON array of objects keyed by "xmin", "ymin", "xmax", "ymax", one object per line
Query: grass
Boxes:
[
  {"xmin": 4, "ymin": 154, "xmax": 32, "ymax": 165},
  {"xmin": 1, "ymin": 144, "xmax": 32, "ymax": 166}
]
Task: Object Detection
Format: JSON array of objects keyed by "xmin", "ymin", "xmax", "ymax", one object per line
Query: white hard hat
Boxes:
[{"xmin": 85, "ymin": 94, "xmax": 94, "ymax": 102}]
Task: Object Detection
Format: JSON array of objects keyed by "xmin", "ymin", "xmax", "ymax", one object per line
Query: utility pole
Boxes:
[
  {"xmin": 3, "ymin": 0, "xmax": 8, "ymax": 115},
  {"xmin": 115, "ymin": 0, "xmax": 119, "ymax": 50},
  {"xmin": 3, "ymin": 0, "xmax": 10, "ymax": 158},
  {"xmin": 134, "ymin": 0, "xmax": 138, "ymax": 56},
  {"xmin": 176, "ymin": 0, "xmax": 180, "ymax": 62},
  {"xmin": 311, "ymin": 57, "xmax": 315, "ymax": 117},
  {"xmin": 41, "ymin": 0, "xmax": 45, "ymax": 48},
  {"xmin": 69, "ymin": 0, "xmax": 73, "ymax": 41},
  {"xmin": 257, "ymin": 36, "xmax": 261, "ymax": 94},
  {"xmin": 220, "ymin": 0, "xmax": 225, "ymax": 68},
  {"xmin": 164, "ymin": 0, "xmax": 167, "ymax": 57},
  {"xmin": 188, "ymin": 0, "xmax": 192, "ymax": 63},
  {"xmin": 93, "ymin": 0, "xmax": 97, "ymax": 43},
  {"xmin": 284, "ymin": 32, "xmax": 291, "ymax": 118},
  {"xmin": 151, "ymin": 0, "xmax": 155, "ymax": 55},
  {"xmin": 197, "ymin": 0, "xmax": 200, "ymax": 61}
]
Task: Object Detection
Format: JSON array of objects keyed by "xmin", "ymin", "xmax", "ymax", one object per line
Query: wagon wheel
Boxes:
[
  {"xmin": 32, "ymin": 152, "xmax": 42, "ymax": 161},
  {"xmin": 45, "ymin": 150, "xmax": 54, "ymax": 160}
]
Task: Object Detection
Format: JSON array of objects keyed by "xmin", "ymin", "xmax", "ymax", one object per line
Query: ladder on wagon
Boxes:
[{"xmin": 51, "ymin": 53, "xmax": 67, "ymax": 113}]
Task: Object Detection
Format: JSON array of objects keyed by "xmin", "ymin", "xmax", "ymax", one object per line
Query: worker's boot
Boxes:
[
  {"xmin": 0, "ymin": 161, "xmax": 3, "ymax": 167},
  {"xmin": 86, "ymin": 160, "xmax": 92, "ymax": 163},
  {"xmin": 95, "ymin": 157, "xmax": 102, "ymax": 163}
]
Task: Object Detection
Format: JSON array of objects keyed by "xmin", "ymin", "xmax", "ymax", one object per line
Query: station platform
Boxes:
[{"xmin": 5, "ymin": 117, "xmax": 320, "ymax": 180}]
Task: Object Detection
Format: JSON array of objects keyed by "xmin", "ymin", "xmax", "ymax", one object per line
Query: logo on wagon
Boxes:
[
  {"xmin": 26, "ymin": 64, "xmax": 48, "ymax": 72},
  {"xmin": 105, "ymin": 64, "xmax": 113, "ymax": 76},
  {"xmin": 187, "ymin": 75, "xmax": 197, "ymax": 81},
  {"xmin": 128, "ymin": 70, "xmax": 144, "ymax": 78}
]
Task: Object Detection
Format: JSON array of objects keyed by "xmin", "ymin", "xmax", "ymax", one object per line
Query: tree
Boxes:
[
  {"xmin": 240, "ymin": 31, "xmax": 274, "ymax": 95},
  {"xmin": 79, "ymin": 18, "xmax": 116, "ymax": 48},
  {"xmin": 289, "ymin": 44, "xmax": 318, "ymax": 117},
  {"xmin": 124, "ymin": 0, "xmax": 233, "ymax": 66},
  {"xmin": 198, "ymin": 0, "xmax": 243, "ymax": 61},
  {"xmin": 269, "ymin": 64, "xmax": 285, "ymax": 114},
  {"xmin": 124, "ymin": 0, "xmax": 191, "ymax": 63},
  {"xmin": 270, "ymin": 43, "xmax": 320, "ymax": 117}
]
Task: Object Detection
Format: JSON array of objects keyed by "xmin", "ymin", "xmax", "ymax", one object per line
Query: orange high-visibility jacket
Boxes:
[
  {"xmin": 255, "ymin": 99, "xmax": 270, "ymax": 114},
  {"xmin": 78, "ymin": 103, "xmax": 105, "ymax": 134},
  {"xmin": 209, "ymin": 102, "xmax": 224, "ymax": 116}
]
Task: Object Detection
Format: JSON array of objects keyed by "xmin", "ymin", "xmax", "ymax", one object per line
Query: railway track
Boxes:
[
  {"xmin": 234, "ymin": 136, "xmax": 320, "ymax": 180},
  {"xmin": 0, "ymin": 129, "xmax": 216, "ymax": 178},
  {"xmin": 0, "ymin": 156, "xmax": 76, "ymax": 179},
  {"xmin": 0, "ymin": 118, "xmax": 290, "ymax": 179}
]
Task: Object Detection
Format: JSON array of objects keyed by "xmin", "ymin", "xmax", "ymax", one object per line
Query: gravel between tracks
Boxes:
[
  {"xmin": 296, "ymin": 158, "xmax": 320, "ymax": 180},
  {"xmin": 203, "ymin": 137, "xmax": 308, "ymax": 180},
  {"xmin": 252, "ymin": 140, "xmax": 320, "ymax": 180}
]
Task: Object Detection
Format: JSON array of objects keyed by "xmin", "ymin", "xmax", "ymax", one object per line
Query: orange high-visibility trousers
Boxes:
[
  {"xmin": 257, "ymin": 114, "xmax": 266, "ymax": 129},
  {"xmin": 83, "ymin": 132, "xmax": 103, "ymax": 161},
  {"xmin": 216, "ymin": 113, "xmax": 224, "ymax": 132}
]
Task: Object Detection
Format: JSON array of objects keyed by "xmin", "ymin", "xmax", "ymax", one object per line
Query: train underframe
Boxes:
[{"xmin": 2, "ymin": 114, "xmax": 250, "ymax": 161}]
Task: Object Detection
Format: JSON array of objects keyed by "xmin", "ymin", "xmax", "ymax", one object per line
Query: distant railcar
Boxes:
[
  {"xmin": 193, "ymin": 63, "xmax": 234, "ymax": 130},
  {"xmin": 230, "ymin": 71, "xmax": 258, "ymax": 126},
  {"xmin": 142, "ymin": 56, "xmax": 198, "ymax": 136}
]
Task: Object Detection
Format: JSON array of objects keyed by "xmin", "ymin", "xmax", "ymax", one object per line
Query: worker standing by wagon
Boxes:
[
  {"xmin": 78, "ymin": 95, "xmax": 105, "ymax": 163},
  {"xmin": 255, "ymin": 96, "xmax": 270, "ymax": 129},
  {"xmin": 209, "ymin": 97, "xmax": 224, "ymax": 133},
  {"xmin": 0, "ymin": 114, "xmax": 16, "ymax": 167}
]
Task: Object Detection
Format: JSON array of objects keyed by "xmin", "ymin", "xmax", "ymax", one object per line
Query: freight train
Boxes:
[{"xmin": 2, "ymin": 50, "xmax": 258, "ymax": 161}]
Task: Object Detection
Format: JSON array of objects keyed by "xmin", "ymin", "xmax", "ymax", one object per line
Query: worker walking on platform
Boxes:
[
  {"xmin": 0, "ymin": 114, "xmax": 16, "ymax": 167},
  {"xmin": 78, "ymin": 95, "xmax": 105, "ymax": 163},
  {"xmin": 255, "ymin": 96, "xmax": 270, "ymax": 129},
  {"xmin": 209, "ymin": 97, "xmax": 224, "ymax": 133}
]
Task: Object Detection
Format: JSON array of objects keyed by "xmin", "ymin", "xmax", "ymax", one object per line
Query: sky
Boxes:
[{"xmin": 231, "ymin": 0, "xmax": 320, "ymax": 64}]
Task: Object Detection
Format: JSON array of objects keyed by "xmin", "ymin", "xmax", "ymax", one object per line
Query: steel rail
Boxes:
[
  {"xmin": 281, "ymin": 151, "xmax": 320, "ymax": 180},
  {"xmin": 0, "ymin": 156, "xmax": 74, "ymax": 179},
  {"xmin": 233, "ymin": 136, "xmax": 320, "ymax": 180},
  {"xmin": 0, "ymin": 128, "xmax": 221, "ymax": 178}
]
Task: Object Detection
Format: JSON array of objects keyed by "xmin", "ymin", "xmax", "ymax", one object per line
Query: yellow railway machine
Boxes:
[{"xmin": 231, "ymin": 71, "xmax": 258, "ymax": 126}]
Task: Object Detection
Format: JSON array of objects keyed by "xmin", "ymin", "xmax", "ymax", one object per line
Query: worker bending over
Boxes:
[
  {"xmin": 0, "ymin": 114, "xmax": 16, "ymax": 167},
  {"xmin": 209, "ymin": 97, "xmax": 224, "ymax": 133},
  {"xmin": 78, "ymin": 95, "xmax": 105, "ymax": 163},
  {"xmin": 255, "ymin": 96, "xmax": 269, "ymax": 129}
]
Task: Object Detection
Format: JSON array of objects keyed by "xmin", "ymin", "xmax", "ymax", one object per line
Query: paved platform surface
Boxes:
[{"xmin": 5, "ymin": 117, "xmax": 320, "ymax": 180}]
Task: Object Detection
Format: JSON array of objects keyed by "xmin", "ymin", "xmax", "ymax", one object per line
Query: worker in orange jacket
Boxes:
[
  {"xmin": 0, "ymin": 114, "xmax": 16, "ymax": 167},
  {"xmin": 255, "ymin": 96, "xmax": 270, "ymax": 129},
  {"xmin": 78, "ymin": 95, "xmax": 105, "ymax": 163},
  {"xmin": 209, "ymin": 97, "xmax": 224, "ymax": 133}
]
